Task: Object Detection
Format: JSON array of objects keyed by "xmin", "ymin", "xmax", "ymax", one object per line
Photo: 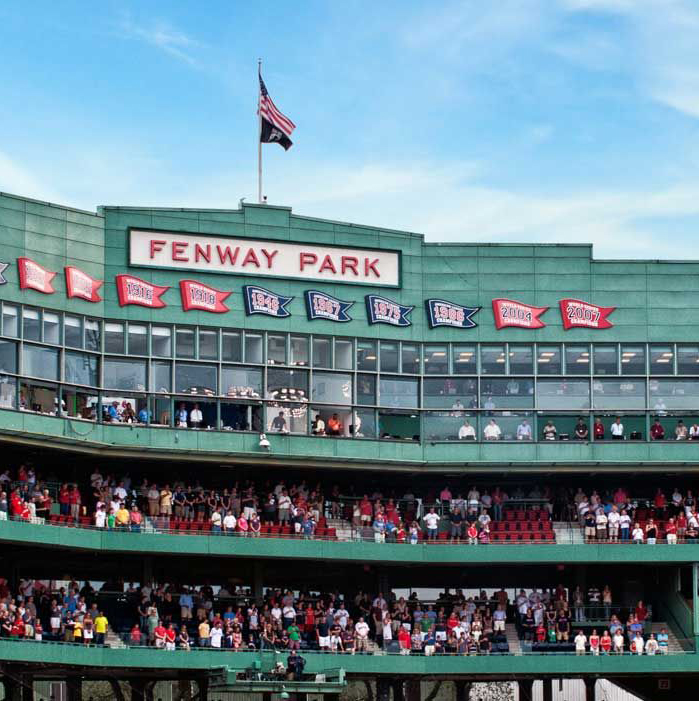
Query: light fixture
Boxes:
[
  {"xmin": 656, "ymin": 358, "xmax": 671, "ymax": 363},
  {"xmin": 432, "ymin": 352, "xmax": 446, "ymax": 357},
  {"xmin": 538, "ymin": 358, "xmax": 550, "ymax": 363},
  {"xmin": 662, "ymin": 352, "xmax": 673, "ymax": 357},
  {"xmin": 539, "ymin": 352, "xmax": 556, "ymax": 357},
  {"xmin": 365, "ymin": 355, "xmax": 376, "ymax": 361},
  {"xmin": 575, "ymin": 358, "xmax": 589, "ymax": 363},
  {"xmin": 259, "ymin": 433, "xmax": 270, "ymax": 450},
  {"xmin": 622, "ymin": 352, "xmax": 636, "ymax": 357}
]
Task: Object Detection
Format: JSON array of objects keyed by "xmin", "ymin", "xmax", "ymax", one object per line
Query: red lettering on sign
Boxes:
[
  {"xmin": 299, "ymin": 252, "xmax": 318, "ymax": 271},
  {"xmin": 172, "ymin": 241, "xmax": 189, "ymax": 262},
  {"xmin": 242, "ymin": 248, "xmax": 260, "ymax": 268},
  {"xmin": 261, "ymin": 248, "xmax": 278, "ymax": 269},
  {"xmin": 341, "ymin": 256, "xmax": 359, "ymax": 276},
  {"xmin": 217, "ymin": 245, "xmax": 240, "ymax": 265},
  {"xmin": 194, "ymin": 244, "xmax": 211, "ymax": 263},
  {"xmin": 364, "ymin": 258, "xmax": 381, "ymax": 278},
  {"xmin": 149, "ymin": 240, "xmax": 166, "ymax": 259},
  {"xmin": 319, "ymin": 255, "xmax": 337, "ymax": 274}
]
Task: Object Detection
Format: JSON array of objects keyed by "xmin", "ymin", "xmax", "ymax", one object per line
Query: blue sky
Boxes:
[{"xmin": 1, "ymin": 0, "xmax": 699, "ymax": 258}]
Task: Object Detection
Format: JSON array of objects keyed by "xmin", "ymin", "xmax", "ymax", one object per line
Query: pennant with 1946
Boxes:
[{"xmin": 243, "ymin": 285, "xmax": 293, "ymax": 318}]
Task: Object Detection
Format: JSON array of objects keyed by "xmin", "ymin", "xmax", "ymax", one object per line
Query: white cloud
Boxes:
[{"xmin": 118, "ymin": 15, "xmax": 203, "ymax": 66}]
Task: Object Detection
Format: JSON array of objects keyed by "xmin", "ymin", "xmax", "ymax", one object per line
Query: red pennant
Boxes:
[
  {"xmin": 65, "ymin": 266, "xmax": 103, "ymax": 302},
  {"xmin": 115, "ymin": 274, "xmax": 169, "ymax": 308},
  {"xmin": 492, "ymin": 298, "xmax": 548, "ymax": 330},
  {"xmin": 17, "ymin": 257, "xmax": 56, "ymax": 294},
  {"xmin": 179, "ymin": 279, "xmax": 231, "ymax": 313},
  {"xmin": 559, "ymin": 298, "xmax": 615, "ymax": 330}
]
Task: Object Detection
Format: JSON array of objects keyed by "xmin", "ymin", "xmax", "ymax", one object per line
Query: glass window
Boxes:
[
  {"xmin": 43, "ymin": 312, "xmax": 60, "ymax": 344},
  {"xmin": 222, "ymin": 332, "xmax": 242, "ymax": 362},
  {"xmin": 379, "ymin": 410, "xmax": 419, "ymax": 440},
  {"xmin": 537, "ymin": 345, "xmax": 561, "ymax": 374},
  {"xmin": 677, "ymin": 346, "xmax": 699, "ymax": 375},
  {"xmin": 105, "ymin": 322, "xmax": 125, "ymax": 354},
  {"xmin": 198, "ymin": 330, "xmax": 219, "ymax": 360},
  {"xmin": 312, "ymin": 372, "xmax": 352, "ymax": 405},
  {"xmin": 245, "ymin": 333, "xmax": 263, "ymax": 363},
  {"xmin": 352, "ymin": 409, "xmax": 376, "ymax": 438},
  {"xmin": 379, "ymin": 376, "xmax": 418, "ymax": 408},
  {"xmin": 483, "ymin": 411, "xmax": 534, "ymax": 442},
  {"xmin": 509, "ymin": 345, "xmax": 533, "ymax": 374},
  {"xmin": 565, "ymin": 345, "xmax": 590, "ymax": 375},
  {"xmin": 221, "ymin": 366, "xmax": 262, "ymax": 399},
  {"xmin": 357, "ymin": 340, "xmax": 377, "ymax": 371},
  {"xmin": 64, "ymin": 316, "xmax": 82, "ymax": 348},
  {"xmin": 22, "ymin": 345, "xmax": 58, "ymax": 380},
  {"xmin": 536, "ymin": 379, "xmax": 590, "ymax": 410},
  {"xmin": 22, "ymin": 309, "xmax": 40, "ymax": 341},
  {"xmin": 424, "ymin": 345, "xmax": 448, "ymax": 374},
  {"xmin": 84, "ymin": 319, "xmax": 100, "ymax": 351},
  {"xmin": 650, "ymin": 345, "xmax": 674, "ymax": 375},
  {"xmin": 103, "ymin": 358, "xmax": 146, "ymax": 391},
  {"xmin": 65, "ymin": 352, "xmax": 98, "ymax": 386},
  {"xmin": 0, "ymin": 340, "xmax": 17, "ymax": 373},
  {"xmin": 2, "ymin": 304, "xmax": 19, "ymax": 338},
  {"xmin": 151, "ymin": 361, "xmax": 172, "ymax": 393},
  {"xmin": 620, "ymin": 345, "xmax": 645, "ymax": 375},
  {"xmin": 453, "ymin": 345, "xmax": 476, "ymax": 374},
  {"xmin": 480, "ymin": 345, "xmax": 506, "ymax": 374},
  {"xmin": 313, "ymin": 337, "xmax": 331, "ymax": 368},
  {"xmin": 20, "ymin": 380, "xmax": 57, "ymax": 414},
  {"xmin": 267, "ymin": 368, "xmax": 309, "ymax": 401},
  {"xmin": 290, "ymin": 336, "xmax": 309, "ymax": 366},
  {"xmin": 481, "ymin": 378, "xmax": 534, "ymax": 408},
  {"xmin": 335, "ymin": 339, "xmax": 353, "ymax": 370},
  {"xmin": 267, "ymin": 334, "xmax": 286, "ymax": 364},
  {"xmin": 0, "ymin": 376, "xmax": 16, "ymax": 409},
  {"xmin": 357, "ymin": 374, "xmax": 376, "ymax": 405},
  {"xmin": 152, "ymin": 326, "xmax": 172, "ymax": 357},
  {"xmin": 401, "ymin": 344, "xmax": 420, "ymax": 374},
  {"xmin": 594, "ymin": 345, "xmax": 618, "ymax": 375},
  {"xmin": 380, "ymin": 342, "xmax": 399, "ymax": 373},
  {"xmin": 128, "ymin": 324, "xmax": 148, "ymax": 356},
  {"xmin": 424, "ymin": 411, "xmax": 477, "ymax": 441},
  {"xmin": 593, "ymin": 378, "xmax": 645, "ymax": 409},
  {"xmin": 176, "ymin": 329, "xmax": 195, "ymax": 358},
  {"xmin": 423, "ymin": 378, "xmax": 477, "ymax": 409},
  {"xmin": 175, "ymin": 363, "xmax": 217, "ymax": 394},
  {"xmin": 649, "ymin": 379, "xmax": 699, "ymax": 410}
]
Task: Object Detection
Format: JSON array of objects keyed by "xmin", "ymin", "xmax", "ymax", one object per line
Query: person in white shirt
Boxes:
[
  {"xmin": 516, "ymin": 420, "xmax": 532, "ymax": 440},
  {"xmin": 223, "ymin": 512, "xmax": 236, "ymax": 533},
  {"xmin": 210, "ymin": 623, "xmax": 223, "ymax": 648},
  {"xmin": 355, "ymin": 617, "xmax": 370, "ymax": 652},
  {"xmin": 335, "ymin": 605, "xmax": 349, "ymax": 629},
  {"xmin": 690, "ymin": 424, "xmax": 699, "ymax": 440},
  {"xmin": 610, "ymin": 418, "xmax": 624, "ymax": 440},
  {"xmin": 458, "ymin": 420, "xmax": 476, "ymax": 440},
  {"xmin": 595, "ymin": 511, "xmax": 608, "ymax": 541},
  {"xmin": 189, "ymin": 403, "xmax": 203, "ymax": 428},
  {"xmin": 423, "ymin": 509, "xmax": 441, "ymax": 540},
  {"xmin": 619, "ymin": 510, "xmax": 632, "ymax": 541},
  {"xmin": 607, "ymin": 506, "xmax": 621, "ymax": 542},
  {"xmin": 613, "ymin": 631, "xmax": 625, "ymax": 654},
  {"xmin": 645, "ymin": 634, "xmax": 659, "ymax": 655},
  {"xmin": 94, "ymin": 506, "xmax": 107, "ymax": 529},
  {"xmin": 483, "ymin": 419, "xmax": 501, "ymax": 441},
  {"xmin": 632, "ymin": 524, "xmax": 644, "ymax": 543},
  {"xmin": 631, "ymin": 633, "xmax": 644, "ymax": 655},
  {"xmin": 574, "ymin": 631, "xmax": 587, "ymax": 655}
]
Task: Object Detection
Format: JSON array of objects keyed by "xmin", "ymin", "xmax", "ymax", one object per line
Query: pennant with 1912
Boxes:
[
  {"xmin": 426, "ymin": 299, "xmax": 480, "ymax": 329},
  {"xmin": 243, "ymin": 285, "xmax": 293, "ymax": 318},
  {"xmin": 365, "ymin": 294, "xmax": 413, "ymax": 327},
  {"xmin": 305, "ymin": 290, "xmax": 354, "ymax": 322}
]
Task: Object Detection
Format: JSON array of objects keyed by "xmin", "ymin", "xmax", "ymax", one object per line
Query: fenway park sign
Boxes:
[{"xmin": 129, "ymin": 230, "xmax": 400, "ymax": 287}]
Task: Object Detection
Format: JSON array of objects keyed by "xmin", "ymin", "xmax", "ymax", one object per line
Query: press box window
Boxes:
[
  {"xmin": 176, "ymin": 329, "xmax": 195, "ymax": 359},
  {"xmin": 222, "ymin": 332, "xmax": 242, "ymax": 362},
  {"xmin": 244, "ymin": 333, "xmax": 263, "ymax": 364},
  {"xmin": 43, "ymin": 312, "xmax": 60, "ymax": 345},
  {"xmin": 64, "ymin": 316, "xmax": 82, "ymax": 348},
  {"xmin": 199, "ymin": 330, "xmax": 219, "ymax": 360},
  {"xmin": 650, "ymin": 345, "xmax": 674, "ymax": 375},
  {"xmin": 105, "ymin": 323, "xmax": 125, "ymax": 354},
  {"xmin": 312, "ymin": 338, "xmax": 331, "ymax": 368},
  {"xmin": 128, "ymin": 325, "xmax": 148, "ymax": 356},
  {"xmin": 84, "ymin": 319, "xmax": 100, "ymax": 351},
  {"xmin": 22, "ymin": 309, "xmax": 40, "ymax": 342},
  {"xmin": 152, "ymin": 327, "xmax": 172, "ymax": 357},
  {"xmin": 2, "ymin": 305, "xmax": 19, "ymax": 338}
]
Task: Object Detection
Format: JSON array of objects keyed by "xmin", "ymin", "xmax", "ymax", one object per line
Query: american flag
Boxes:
[{"xmin": 259, "ymin": 74, "xmax": 296, "ymax": 139}]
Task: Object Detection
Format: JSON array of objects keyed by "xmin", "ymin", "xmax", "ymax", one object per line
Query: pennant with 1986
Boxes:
[{"xmin": 426, "ymin": 299, "xmax": 480, "ymax": 329}]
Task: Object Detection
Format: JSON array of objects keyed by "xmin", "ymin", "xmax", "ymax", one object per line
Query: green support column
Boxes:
[
  {"xmin": 252, "ymin": 561, "xmax": 265, "ymax": 603},
  {"xmin": 693, "ymin": 562, "xmax": 699, "ymax": 650}
]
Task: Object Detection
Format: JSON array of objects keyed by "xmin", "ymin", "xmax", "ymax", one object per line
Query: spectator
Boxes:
[
  {"xmin": 423, "ymin": 508, "xmax": 440, "ymax": 541},
  {"xmin": 650, "ymin": 419, "xmax": 665, "ymax": 441},
  {"xmin": 574, "ymin": 630, "xmax": 587, "ymax": 655},
  {"xmin": 675, "ymin": 420, "xmax": 688, "ymax": 440},
  {"xmin": 93, "ymin": 611, "xmax": 108, "ymax": 645},
  {"xmin": 574, "ymin": 418, "xmax": 589, "ymax": 440},
  {"xmin": 483, "ymin": 419, "xmax": 501, "ymax": 441},
  {"xmin": 632, "ymin": 523, "xmax": 645, "ymax": 543},
  {"xmin": 458, "ymin": 420, "xmax": 476, "ymax": 440},
  {"xmin": 593, "ymin": 418, "xmax": 604, "ymax": 440},
  {"xmin": 610, "ymin": 417, "xmax": 624, "ymax": 440},
  {"xmin": 516, "ymin": 420, "xmax": 532, "ymax": 441},
  {"xmin": 543, "ymin": 420, "xmax": 557, "ymax": 441}
]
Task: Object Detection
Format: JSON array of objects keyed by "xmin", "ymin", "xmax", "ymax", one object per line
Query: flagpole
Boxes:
[{"xmin": 258, "ymin": 58, "xmax": 263, "ymax": 204}]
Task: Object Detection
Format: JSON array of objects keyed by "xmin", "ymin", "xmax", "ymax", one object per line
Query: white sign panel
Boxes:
[{"xmin": 129, "ymin": 230, "xmax": 400, "ymax": 287}]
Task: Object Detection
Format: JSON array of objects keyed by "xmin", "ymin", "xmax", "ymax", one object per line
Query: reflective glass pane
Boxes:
[
  {"xmin": 221, "ymin": 366, "xmax": 262, "ymax": 398},
  {"xmin": 152, "ymin": 326, "xmax": 172, "ymax": 357},
  {"xmin": 43, "ymin": 312, "xmax": 60, "ymax": 344},
  {"xmin": 537, "ymin": 345, "xmax": 561, "ymax": 374},
  {"xmin": 424, "ymin": 345, "xmax": 448, "ymax": 374},
  {"xmin": 105, "ymin": 322, "xmax": 125, "ymax": 354},
  {"xmin": 175, "ymin": 363, "xmax": 217, "ymax": 394},
  {"xmin": 621, "ymin": 345, "xmax": 645, "ymax": 375},
  {"xmin": 22, "ymin": 345, "xmax": 58, "ymax": 380},
  {"xmin": 424, "ymin": 411, "xmax": 477, "ymax": 441},
  {"xmin": 313, "ymin": 337, "xmax": 331, "ymax": 368},
  {"xmin": 401, "ymin": 344, "xmax": 419, "ymax": 374},
  {"xmin": 357, "ymin": 340, "xmax": 377, "ymax": 371},
  {"xmin": 198, "ymin": 330, "xmax": 218, "ymax": 360},
  {"xmin": 480, "ymin": 345, "xmax": 506, "ymax": 374},
  {"xmin": 267, "ymin": 334, "xmax": 286, "ymax": 364},
  {"xmin": 677, "ymin": 346, "xmax": 699, "ymax": 375},
  {"xmin": 2, "ymin": 305, "xmax": 18, "ymax": 338},
  {"xmin": 650, "ymin": 345, "xmax": 674, "ymax": 375},
  {"xmin": 245, "ymin": 333, "xmax": 263, "ymax": 363},
  {"xmin": 312, "ymin": 372, "xmax": 352, "ymax": 405},
  {"xmin": 357, "ymin": 374, "xmax": 376, "ymax": 405},
  {"xmin": 423, "ymin": 378, "xmax": 478, "ymax": 409},
  {"xmin": 290, "ymin": 336, "xmax": 309, "ymax": 366},
  {"xmin": 103, "ymin": 358, "xmax": 146, "ymax": 390},
  {"xmin": 593, "ymin": 345, "xmax": 618, "ymax": 375},
  {"xmin": 84, "ymin": 319, "xmax": 100, "ymax": 351},
  {"xmin": 452, "ymin": 345, "xmax": 476, "ymax": 374},
  {"xmin": 536, "ymin": 379, "xmax": 590, "ymax": 410},
  {"xmin": 64, "ymin": 316, "xmax": 82, "ymax": 348},
  {"xmin": 151, "ymin": 361, "xmax": 172, "ymax": 393},
  {"xmin": 266, "ymin": 403, "xmax": 307, "ymax": 434},
  {"xmin": 0, "ymin": 376, "xmax": 15, "ymax": 409},
  {"xmin": 379, "ymin": 410, "xmax": 419, "ymax": 440},
  {"xmin": 352, "ymin": 409, "xmax": 376, "ymax": 438},
  {"xmin": 222, "ymin": 332, "xmax": 242, "ymax": 362},
  {"xmin": 65, "ymin": 352, "xmax": 98, "ymax": 386},
  {"xmin": 380, "ymin": 342, "xmax": 399, "ymax": 373},
  {"xmin": 176, "ymin": 329, "xmax": 195, "ymax": 358},
  {"xmin": 128, "ymin": 324, "xmax": 148, "ymax": 356},
  {"xmin": 379, "ymin": 376, "xmax": 418, "ymax": 408},
  {"xmin": 509, "ymin": 345, "xmax": 533, "ymax": 374},
  {"xmin": 0, "ymin": 340, "xmax": 17, "ymax": 373},
  {"xmin": 481, "ymin": 378, "xmax": 534, "ymax": 408},
  {"xmin": 565, "ymin": 345, "xmax": 590, "ymax": 375},
  {"xmin": 482, "ymin": 411, "xmax": 534, "ymax": 442},
  {"xmin": 593, "ymin": 378, "xmax": 645, "ymax": 409},
  {"xmin": 267, "ymin": 368, "xmax": 309, "ymax": 401},
  {"xmin": 334, "ymin": 339, "xmax": 353, "ymax": 370},
  {"xmin": 649, "ymin": 379, "xmax": 699, "ymax": 410},
  {"xmin": 22, "ymin": 309, "xmax": 40, "ymax": 341}
]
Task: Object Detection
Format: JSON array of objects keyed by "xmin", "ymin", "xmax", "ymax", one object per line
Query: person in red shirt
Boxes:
[
  {"xmin": 677, "ymin": 512, "xmax": 687, "ymax": 541},
  {"xmin": 129, "ymin": 625, "xmax": 142, "ymax": 646},
  {"xmin": 600, "ymin": 630, "xmax": 612, "ymax": 655},
  {"xmin": 58, "ymin": 483, "xmax": 70, "ymax": 516},
  {"xmin": 10, "ymin": 616, "xmax": 25, "ymax": 638},
  {"xmin": 467, "ymin": 524, "xmax": 478, "ymax": 545},
  {"xmin": 536, "ymin": 623, "xmax": 546, "ymax": 643},
  {"xmin": 304, "ymin": 605, "xmax": 315, "ymax": 634},
  {"xmin": 395, "ymin": 523, "xmax": 406, "ymax": 543},
  {"xmin": 589, "ymin": 629, "xmax": 600, "ymax": 655},
  {"xmin": 359, "ymin": 496, "xmax": 372, "ymax": 526},
  {"xmin": 446, "ymin": 612, "xmax": 459, "ymax": 633},
  {"xmin": 153, "ymin": 621, "xmax": 167, "ymax": 648},
  {"xmin": 666, "ymin": 517, "xmax": 678, "ymax": 544},
  {"xmin": 69, "ymin": 486, "xmax": 82, "ymax": 522},
  {"xmin": 593, "ymin": 418, "xmax": 604, "ymax": 440},
  {"xmin": 650, "ymin": 419, "xmax": 665, "ymax": 440},
  {"xmin": 398, "ymin": 626, "xmax": 411, "ymax": 654},
  {"xmin": 635, "ymin": 601, "xmax": 648, "ymax": 622},
  {"xmin": 9, "ymin": 490, "xmax": 24, "ymax": 519},
  {"xmin": 165, "ymin": 624, "xmax": 177, "ymax": 650}
]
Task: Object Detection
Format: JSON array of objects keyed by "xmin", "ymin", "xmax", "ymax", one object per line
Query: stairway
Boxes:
[
  {"xmin": 326, "ymin": 517, "xmax": 354, "ymax": 541},
  {"xmin": 650, "ymin": 621, "xmax": 685, "ymax": 652},
  {"xmin": 554, "ymin": 521, "xmax": 583, "ymax": 545},
  {"xmin": 504, "ymin": 623, "xmax": 523, "ymax": 655},
  {"xmin": 105, "ymin": 631, "xmax": 127, "ymax": 649}
]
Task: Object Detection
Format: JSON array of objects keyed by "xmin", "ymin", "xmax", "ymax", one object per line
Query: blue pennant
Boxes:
[
  {"xmin": 243, "ymin": 285, "xmax": 293, "ymax": 318},
  {"xmin": 305, "ymin": 290, "xmax": 354, "ymax": 322},
  {"xmin": 365, "ymin": 294, "xmax": 413, "ymax": 327},
  {"xmin": 426, "ymin": 299, "xmax": 480, "ymax": 329}
]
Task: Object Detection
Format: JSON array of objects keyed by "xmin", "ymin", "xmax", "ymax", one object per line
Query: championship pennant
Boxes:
[
  {"xmin": 305, "ymin": 290, "xmax": 353, "ymax": 322},
  {"xmin": 426, "ymin": 299, "xmax": 480, "ymax": 329},
  {"xmin": 180, "ymin": 280, "xmax": 231, "ymax": 313},
  {"xmin": 65, "ymin": 266, "xmax": 103, "ymax": 302},
  {"xmin": 492, "ymin": 298, "xmax": 548, "ymax": 330},
  {"xmin": 243, "ymin": 285, "xmax": 293, "ymax": 318},
  {"xmin": 559, "ymin": 298, "xmax": 615, "ymax": 330},
  {"xmin": 365, "ymin": 294, "xmax": 413, "ymax": 327},
  {"xmin": 17, "ymin": 258, "xmax": 56, "ymax": 294},
  {"xmin": 115, "ymin": 274, "xmax": 169, "ymax": 308}
]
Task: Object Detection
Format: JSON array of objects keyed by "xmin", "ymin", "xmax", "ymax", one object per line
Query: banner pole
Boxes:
[{"xmin": 258, "ymin": 58, "xmax": 263, "ymax": 204}]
